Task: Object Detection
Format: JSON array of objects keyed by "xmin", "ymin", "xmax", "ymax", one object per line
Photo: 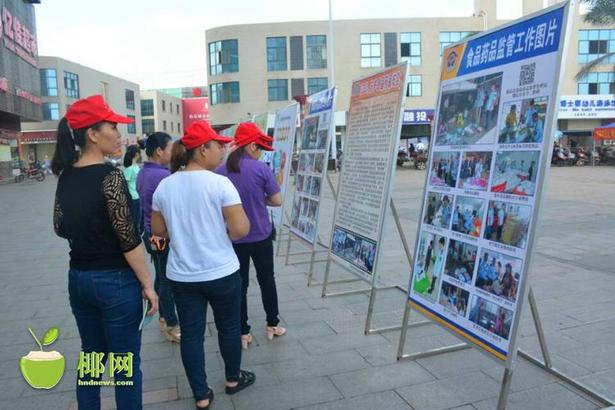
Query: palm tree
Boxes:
[{"xmin": 575, "ymin": 0, "xmax": 615, "ymax": 81}]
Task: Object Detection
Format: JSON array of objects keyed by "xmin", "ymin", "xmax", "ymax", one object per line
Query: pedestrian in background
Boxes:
[
  {"xmin": 136, "ymin": 132, "xmax": 180, "ymax": 343},
  {"xmin": 123, "ymin": 145, "xmax": 142, "ymax": 234},
  {"xmin": 217, "ymin": 122, "xmax": 286, "ymax": 350},
  {"xmin": 151, "ymin": 121, "xmax": 254, "ymax": 409},
  {"xmin": 52, "ymin": 95, "xmax": 158, "ymax": 410}
]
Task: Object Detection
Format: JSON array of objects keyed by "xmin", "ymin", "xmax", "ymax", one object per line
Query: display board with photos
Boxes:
[
  {"xmin": 289, "ymin": 87, "xmax": 337, "ymax": 244},
  {"xmin": 269, "ymin": 103, "xmax": 299, "ymax": 228},
  {"xmin": 329, "ymin": 63, "xmax": 408, "ymax": 282},
  {"xmin": 408, "ymin": 3, "xmax": 571, "ymax": 364}
]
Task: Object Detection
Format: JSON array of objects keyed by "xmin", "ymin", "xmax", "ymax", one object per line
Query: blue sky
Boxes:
[{"xmin": 35, "ymin": 0, "xmax": 528, "ymax": 89}]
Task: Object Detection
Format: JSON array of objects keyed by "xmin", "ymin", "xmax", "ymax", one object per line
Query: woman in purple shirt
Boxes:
[
  {"xmin": 136, "ymin": 132, "xmax": 181, "ymax": 343},
  {"xmin": 217, "ymin": 122, "xmax": 285, "ymax": 349}
]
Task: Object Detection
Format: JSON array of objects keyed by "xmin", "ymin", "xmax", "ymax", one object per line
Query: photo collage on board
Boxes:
[
  {"xmin": 290, "ymin": 111, "xmax": 331, "ymax": 242},
  {"xmin": 412, "ymin": 59, "xmax": 550, "ymax": 346}
]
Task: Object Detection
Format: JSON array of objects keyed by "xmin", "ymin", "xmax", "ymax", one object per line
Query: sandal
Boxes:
[
  {"xmin": 225, "ymin": 370, "xmax": 255, "ymax": 395},
  {"xmin": 266, "ymin": 326, "xmax": 287, "ymax": 340},
  {"xmin": 241, "ymin": 333, "xmax": 252, "ymax": 350},
  {"xmin": 165, "ymin": 325, "xmax": 181, "ymax": 343},
  {"xmin": 195, "ymin": 388, "xmax": 214, "ymax": 409}
]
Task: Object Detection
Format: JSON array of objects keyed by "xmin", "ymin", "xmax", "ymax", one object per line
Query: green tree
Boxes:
[{"xmin": 576, "ymin": 0, "xmax": 615, "ymax": 81}]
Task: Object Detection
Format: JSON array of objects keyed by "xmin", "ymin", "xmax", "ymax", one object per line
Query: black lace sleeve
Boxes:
[
  {"xmin": 53, "ymin": 194, "xmax": 67, "ymax": 239},
  {"xmin": 101, "ymin": 169, "xmax": 141, "ymax": 252}
]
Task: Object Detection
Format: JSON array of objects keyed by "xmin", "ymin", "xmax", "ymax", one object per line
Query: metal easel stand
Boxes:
[
  {"xmin": 499, "ymin": 287, "xmax": 615, "ymax": 409},
  {"xmin": 364, "ymin": 199, "xmax": 431, "ymax": 335},
  {"xmin": 395, "ymin": 286, "xmax": 614, "ymax": 409}
]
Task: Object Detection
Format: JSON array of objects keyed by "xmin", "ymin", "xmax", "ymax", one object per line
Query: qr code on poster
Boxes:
[{"xmin": 519, "ymin": 62, "xmax": 536, "ymax": 86}]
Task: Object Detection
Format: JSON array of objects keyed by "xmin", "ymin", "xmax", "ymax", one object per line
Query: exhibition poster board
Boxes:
[
  {"xmin": 329, "ymin": 63, "xmax": 408, "ymax": 282},
  {"xmin": 407, "ymin": 2, "xmax": 572, "ymax": 364},
  {"xmin": 289, "ymin": 87, "xmax": 337, "ymax": 244},
  {"xmin": 270, "ymin": 103, "xmax": 299, "ymax": 228}
]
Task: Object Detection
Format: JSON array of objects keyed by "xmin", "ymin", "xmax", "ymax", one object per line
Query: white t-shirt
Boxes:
[{"xmin": 152, "ymin": 170, "xmax": 241, "ymax": 282}]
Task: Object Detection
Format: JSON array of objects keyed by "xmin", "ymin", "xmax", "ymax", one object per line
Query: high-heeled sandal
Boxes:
[
  {"xmin": 165, "ymin": 325, "xmax": 181, "ymax": 343},
  {"xmin": 195, "ymin": 388, "xmax": 214, "ymax": 409},
  {"xmin": 266, "ymin": 326, "xmax": 286, "ymax": 340},
  {"xmin": 241, "ymin": 333, "xmax": 252, "ymax": 350}
]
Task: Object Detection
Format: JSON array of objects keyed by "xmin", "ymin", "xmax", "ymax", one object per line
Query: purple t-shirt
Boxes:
[
  {"xmin": 216, "ymin": 155, "xmax": 280, "ymax": 244},
  {"xmin": 136, "ymin": 161, "xmax": 170, "ymax": 232}
]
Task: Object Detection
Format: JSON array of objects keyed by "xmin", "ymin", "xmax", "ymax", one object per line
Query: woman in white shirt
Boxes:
[{"xmin": 151, "ymin": 121, "xmax": 253, "ymax": 410}]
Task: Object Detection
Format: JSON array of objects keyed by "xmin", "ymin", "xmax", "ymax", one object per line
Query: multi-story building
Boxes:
[
  {"xmin": 140, "ymin": 90, "xmax": 183, "ymax": 139},
  {"xmin": 0, "ymin": 0, "xmax": 41, "ymax": 179},
  {"xmin": 20, "ymin": 56, "xmax": 142, "ymax": 161},
  {"xmin": 205, "ymin": 0, "xmax": 615, "ymax": 147}
]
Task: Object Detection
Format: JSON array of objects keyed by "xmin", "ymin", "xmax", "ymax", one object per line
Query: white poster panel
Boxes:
[
  {"xmin": 269, "ymin": 103, "xmax": 299, "ymax": 228},
  {"xmin": 289, "ymin": 87, "xmax": 337, "ymax": 244},
  {"xmin": 407, "ymin": 2, "xmax": 572, "ymax": 365},
  {"xmin": 329, "ymin": 63, "xmax": 408, "ymax": 282}
]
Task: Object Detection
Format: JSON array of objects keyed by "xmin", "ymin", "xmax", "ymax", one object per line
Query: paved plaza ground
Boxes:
[{"xmin": 0, "ymin": 165, "xmax": 614, "ymax": 409}]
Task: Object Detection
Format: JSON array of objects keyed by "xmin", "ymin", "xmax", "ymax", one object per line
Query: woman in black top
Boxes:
[{"xmin": 52, "ymin": 95, "xmax": 158, "ymax": 410}]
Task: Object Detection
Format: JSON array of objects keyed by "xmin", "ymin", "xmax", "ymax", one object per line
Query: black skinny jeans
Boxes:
[{"xmin": 232, "ymin": 232, "xmax": 280, "ymax": 335}]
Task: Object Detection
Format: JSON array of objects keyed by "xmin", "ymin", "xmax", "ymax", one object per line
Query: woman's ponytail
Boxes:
[
  {"xmin": 170, "ymin": 141, "xmax": 188, "ymax": 173},
  {"xmin": 51, "ymin": 118, "xmax": 78, "ymax": 175}
]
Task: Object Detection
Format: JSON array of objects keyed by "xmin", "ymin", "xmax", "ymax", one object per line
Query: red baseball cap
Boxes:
[
  {"xmin": 181, "ymin": 121, "xmax": 233, "ymax": 150},
  {"xmin": 234, "ymin": 122, "xmax": 274, "ymax": 151},
  {"xmin": 65, "ymin": 95, "xmax": 133, "ymax": 130}
]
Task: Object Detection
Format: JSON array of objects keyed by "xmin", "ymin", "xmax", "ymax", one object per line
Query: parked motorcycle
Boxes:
[
  {"xmin": 571, "ymin": 147, "xmax": 587, "ymax": 166},
  {"xmin": 15, "ymin": 163, "xmax": 45, "ymax": 183}
]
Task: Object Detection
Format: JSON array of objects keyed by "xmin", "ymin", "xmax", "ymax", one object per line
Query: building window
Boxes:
[
  {"xmin": 42, "ymin": 102, "xmax": 60, "ymax": 121},
  {"xmin": 163, "ymin": 120, "xmax": 167, "ymax": 131},
  {"xmin": 439, "ymin": 31, "xmax": 475, "ymax": 56},
  {"xmin": 127, "ymin": 115, "xmax": 136, "ymax": 134},
  {"xmin": 360, "ymin": 33, "xmax": 381, "ymax": 68},
  {"xmin": 178, "ymin": 123, "xmax": 182, "ymax": 134},
  {"xmin": 176, "ymin": 104, "xmax": 180, "ymax": 114},
  {"xmin": 400, "ymin": 32, "xmax": 421, "ymax": 66},
  {"xmin": 170, "ymin": 122, "xmax": 174, "ymax": 132},
  {"xmin": 268, "ymin": 79, "xmax": 288, "ymax": 101},
  {"xmin": 306, "ymin": 35, "xmax": 327, "ymax": 69},
  {"xmin": 141, "ymin": 99, "xmax": 154, "ymax": 116},
  {"xmin": 64, "ymin": 71, "xmax": 80, "ymax": 99},
  {"xmin": 407, "ymin": 75, "xmax": 422, "ymax": 97},
  {"xmin": 577, "ymin": 72, "xmax": 615, "ymax": 94},
  {"xmin": 267, "ymin": 37, "xmax": 287, "ymax": 71},
  {"xmin": 209, "ymin": 39, "xmax": 239, "ymax": 75},
  {"xmin": 125, "ymin": 89, "xmax": 135, "ymax": 110},
  {"xmin": 578, "ymin": 29, "xmax": 615, "ymax": 64},
  {"xmin": 162, "ymin": 100, "xmax": 166, "ymax": 112},
  {"xmin": 307, "ymin": 77, "xmax": 328, "ymax": 95},
  {"xmin": 210, "ymin": 82, "xmax": 240, "ymax": 105},
  {"xmin": 39, "ymin": 69, "xmax": 57, "ymax": 97},
  {"xmin": 142, "ymin": 118, "xmax": 155, "ymax": 135}
]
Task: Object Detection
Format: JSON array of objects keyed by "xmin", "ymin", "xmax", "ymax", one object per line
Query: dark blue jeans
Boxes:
[
  {"xmin": 170, "ymin": 271, "xmax": 242, "ymax": 401},
  {"xmin": 142, "ymin": 231, "xmax": 178, "ymax": 327},
  {"xmin": 68, "ymin": 268, "xmax": 143, "ymax": 410}
]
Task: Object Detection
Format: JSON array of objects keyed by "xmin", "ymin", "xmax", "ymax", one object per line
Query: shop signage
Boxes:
[
  {"xmin": 16, "ymin": 87, "xmax": 41, "ymax": 105},
  {"xmin": 558, "ymin": 94, "xmax": 615, "ymax": 119},
  {"xmin": 403, "ymin": 109, "xmax": 434, "ymax": 125},
  {"xmin": 1, "ymin": 6, "xmax": 38, "ymax": 67}
]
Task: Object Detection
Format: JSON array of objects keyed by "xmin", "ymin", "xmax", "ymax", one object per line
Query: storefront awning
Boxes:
[
  {"xmin": 20, "ymin": 131, "xmax": 56, "ymax": 144},
  {"xmin": 592, "ymin": 122, "xmax": 615, "ymax": 141}
]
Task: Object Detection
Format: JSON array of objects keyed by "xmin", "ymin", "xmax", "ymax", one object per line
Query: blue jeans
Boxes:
[
  {"xmin": 170, "ymin": 271, "xmax": 242, "ymax": 401},
  {"xmin": 142, "ymin": 231, "xmax": 178, "ymax": 327},
  {"xmin": 68, "ymin": 268, "xmax": 143, "ymax": 410}
]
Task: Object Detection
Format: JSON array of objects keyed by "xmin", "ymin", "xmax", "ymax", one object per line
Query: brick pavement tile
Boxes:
[
  {"xmin": 300, "ymin": 330, "xmax": 389, "ymax": 356},
  {"xmin": 472, "ymin": 382, "xmax": 599, "ymax": 410},
  {"xmin": 230, "ymin": 376, "xmax": 342, "ymax": 410},
  {"xmin": 240, "ymin": 339, "xmax": 309, "ymax": 366},
  {"xmin": 329, "ymin": 360, "xmax": 435, "ymax": 398},
  {"xmin": 395, "ymin": 371, "xmax": 499, "ymax": 410},
  {"xmin": 296, "ymin": 390, "xmax": 412, "ymax": 410},
  {"xmin": 415, "ymin": 348, "xmax": 496, "ymax": 379},
  {"xmin": 272, "ymin": 349, "xmax": 370, "ymax": 382}
]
